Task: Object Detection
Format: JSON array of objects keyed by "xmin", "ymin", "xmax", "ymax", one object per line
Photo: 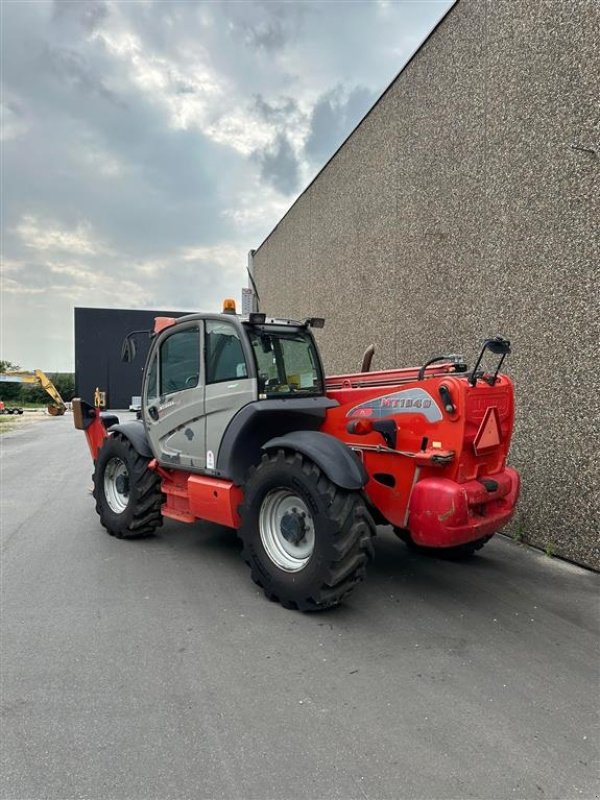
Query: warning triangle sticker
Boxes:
[{"xmin": 474, "ymin": 407, "xmax": 501, "ymax": 454}]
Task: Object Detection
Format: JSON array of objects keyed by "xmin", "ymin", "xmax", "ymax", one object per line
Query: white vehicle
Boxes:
[{"xmin": 128, "ymin": 396, "xmax": 142, "ymax": 412}]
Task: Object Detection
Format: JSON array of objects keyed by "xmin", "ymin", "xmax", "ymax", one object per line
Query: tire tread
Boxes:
[
  {"xmin": 93, "ymin": 433, "xmax": 163, "ymax": 539},
  {"xmin": 238, "ymin": 450, "xmax": 376, "ymax": 611}
]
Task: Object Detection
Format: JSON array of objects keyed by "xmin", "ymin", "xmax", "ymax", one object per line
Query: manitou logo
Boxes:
[
  {"xmin": 382, "ymin": 396, "xmax": 432, "ymax": 409},
  {"xmin": 468, "ymin": 393, "xmax": 509, "ymax": 420},
  {"xmin": 348, "ymin": 388, "xmax": 443, "ymax": 422}
]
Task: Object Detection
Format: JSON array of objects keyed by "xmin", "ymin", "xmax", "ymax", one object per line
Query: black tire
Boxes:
[
  {"xmin": 93, "ymin": 433, "xmax": 163, "ymax": 539},
  {"xmin": 394, "ymin": 528, "xmax": 491, "ymax": 560},
  {"xmin": 16, "ymin": 409, "xmax": 23, "ymax": 415},
  {"xmin": 238, "ymin": 450, "xmax": 376, "ymax": 611}
]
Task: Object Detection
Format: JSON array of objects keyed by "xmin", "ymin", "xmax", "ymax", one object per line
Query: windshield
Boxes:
[{"xmin": 247, "ymin": 328, "xmax": 323, "ymax": 397}]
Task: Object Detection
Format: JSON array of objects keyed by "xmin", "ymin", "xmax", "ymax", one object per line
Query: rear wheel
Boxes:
[
  {"xmin": 93, "ymin": 434, "xmax": 163, "ymax": 538},
  {"xmin": 238, "ymin": 450, "xmax": 376, "ymax": 611},
  {"xmin": 394, "ymin": 528, "xmax": 491, "ymax": 559}
]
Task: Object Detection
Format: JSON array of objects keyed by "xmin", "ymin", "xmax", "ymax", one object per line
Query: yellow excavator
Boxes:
[{"xmin": 0, "ymin": 370, "xmax": 67, "ymax": 416}]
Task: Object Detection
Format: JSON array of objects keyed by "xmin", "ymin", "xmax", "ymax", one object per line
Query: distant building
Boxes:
[{"xmin": 74, "ymin": 307, "xmax": 187, "ymax": 409}]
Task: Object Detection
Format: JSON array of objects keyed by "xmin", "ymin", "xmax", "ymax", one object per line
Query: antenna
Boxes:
[{"xmin": 246, "ymin": 267, "xmax": 261, "ymax": 312}]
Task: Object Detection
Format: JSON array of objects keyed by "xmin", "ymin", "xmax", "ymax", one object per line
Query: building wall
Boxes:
[
  {"xmin": 74, "ymin": 308, "xmax": 186, "ymax": 409},
  {"xmin": 253, "ymin": 0, "xmax": 600, "ymax": 569}
]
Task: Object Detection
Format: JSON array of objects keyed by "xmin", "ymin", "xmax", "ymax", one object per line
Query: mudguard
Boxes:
[
  {"xmin": 109, "ymin": 420, "xmax": 153, "ymax": 459},
  {"xmin": 263, "ymin": 430, "xmax": 368, "ymax": 491},
  {"xmin": 216, "ymin": 397, "xmax": 337, "ymax": 484}
]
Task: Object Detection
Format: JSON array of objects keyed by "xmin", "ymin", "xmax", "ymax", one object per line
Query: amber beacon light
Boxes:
[{"xmin": 222, "ymin": 298, "xmax": 237, "ymax": 314}]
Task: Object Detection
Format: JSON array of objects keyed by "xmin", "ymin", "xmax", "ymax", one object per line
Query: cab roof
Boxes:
[{"xmin": 153, "ymin": 313, "xmax": 324, "ymax": 335}]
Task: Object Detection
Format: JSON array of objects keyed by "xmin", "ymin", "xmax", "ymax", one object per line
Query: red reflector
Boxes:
[
  {"xmin": 347, "ymin": 418, "xmax": 374, "ymax": 435},
  {"xmin": 474, "ymin": 407, "xmax": 501, "ymax": 454}
]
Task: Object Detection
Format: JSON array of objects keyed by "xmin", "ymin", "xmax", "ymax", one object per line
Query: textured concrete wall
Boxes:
[{"xmin": 253, "ymin": 0, "xmax": 600, "ymax": 569}]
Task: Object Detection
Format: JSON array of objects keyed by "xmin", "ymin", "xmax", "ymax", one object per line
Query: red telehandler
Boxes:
[{"xmin": 73, "ymin": 303, "xmax": 520, "ymax": 611}]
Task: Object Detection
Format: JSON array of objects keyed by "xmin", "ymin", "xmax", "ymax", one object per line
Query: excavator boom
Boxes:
[{"xmin": 0, "ymin": 370, "xmax": 67, "ymax": 415}]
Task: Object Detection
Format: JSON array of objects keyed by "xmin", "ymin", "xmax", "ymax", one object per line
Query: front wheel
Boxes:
[
  {"xmin": 238, "ymin": 450, "xmax": 376, "ymax": 611},
  {"xmin": 93, "ymin": 433, "xmax": 163, "ymax": 538}
]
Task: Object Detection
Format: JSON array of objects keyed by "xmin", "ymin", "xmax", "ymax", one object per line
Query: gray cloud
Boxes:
[
  {"xmin": 253, "ymin": 94, "xmax": 300, "ymax": 124},
  {"xmin": 254, "ymin": 134, "xmax": 301, "ymax": 195},
  {"xmin": 52, "ymin": 0, "xmax": 109, "ymax": 33},
  {"xmin": 41, "ymin": 44, "xmax": 125, "ymax": 107},
  {"xmin": 225, "ymin": 1, "xmax": 308, "ymax": 53},
  {"xmin": 245, "ymin": 19, "xmax": 287, "ymax": 52},
  {"xmin": 305, "ymin": 85, "xmax": 376, "ymax": 165}
]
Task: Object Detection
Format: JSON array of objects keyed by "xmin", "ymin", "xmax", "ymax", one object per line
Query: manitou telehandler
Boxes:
[{"xmin": 73, "ymin": 302, "xmax": 520, "ymax": 611}]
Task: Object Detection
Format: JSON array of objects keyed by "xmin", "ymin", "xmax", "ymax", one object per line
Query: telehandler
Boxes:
[{"xmin": 73, "ymin": 302, "xmax": 520, "ymax": 611}]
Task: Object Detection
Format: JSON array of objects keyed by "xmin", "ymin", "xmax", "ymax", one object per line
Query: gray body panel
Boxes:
[
  {"xmin": 204, "ymin": 378, "xmax": 258, "ymax": 469},
  {"xmin": 149, "ymin": 388, "xmax": 206, "ymax": 470}
]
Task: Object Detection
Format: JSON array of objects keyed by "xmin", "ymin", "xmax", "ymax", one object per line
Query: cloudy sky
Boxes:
[{"xmin": 2, "ymin": 0, "xmax": 452, "ymax": 371}]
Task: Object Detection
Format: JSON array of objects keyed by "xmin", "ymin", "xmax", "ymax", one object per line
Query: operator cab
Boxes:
[{"xmin": 133, "ymin": 301, "xmax": 328, "ymax": 475}]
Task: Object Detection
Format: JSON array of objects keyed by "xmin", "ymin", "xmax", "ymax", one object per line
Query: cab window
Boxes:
[
  {"xmin": 205, "ymin": 320, "xmax": 248, "ymax": 384},
  {"xmin": 159, "ymin": 326, "xmax": 200, "ymax": 395},
  {"xmin": 145, "ymin": 353, "xmax": 158, "ymax": 403},
  {"xmin": 248, "ymin": 329, "xmax": 323, "ymax": 396}
]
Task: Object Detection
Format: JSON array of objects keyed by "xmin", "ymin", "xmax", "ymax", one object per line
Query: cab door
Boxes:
[
  {"xmin": 204, "ymin": 319, "xmax": 257, "ymax": 469},
  {"xmin": 142, "ymin": 323, "xmax": 206, "ymax": 471}
]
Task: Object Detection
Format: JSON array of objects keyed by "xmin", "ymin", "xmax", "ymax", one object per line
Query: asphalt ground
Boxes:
[{"xmin": 1, "ymin": 414, "xmax": 598, "ymax": 800}]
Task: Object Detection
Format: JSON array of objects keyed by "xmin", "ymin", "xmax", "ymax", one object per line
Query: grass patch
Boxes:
[
  {"xmin": 511, "ymin": 517, "xmax": 527, "ymax": 543},
  {"xmin": 0, "ymin": 417, "xmax": 17, "ymax": 434},
  {"xmin": 513, "ymin": 527, "xmax": 525, "ymax": 543}
]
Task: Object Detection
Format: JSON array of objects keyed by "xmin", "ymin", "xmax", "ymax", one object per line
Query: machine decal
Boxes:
[
  {"xmin": 467, "ymin": 392, "xmax": 509, "ymax": 421},
  {"xmin": 206, "ymin": 450, "xmax": 215, "ymax": 470},
  {"xmin": 159, "ymin": 398, "xmax": 178, "ymax": 412},
  {"xmin": 347, "ymin": 388, "xmax": 443, "ymax": 422}
]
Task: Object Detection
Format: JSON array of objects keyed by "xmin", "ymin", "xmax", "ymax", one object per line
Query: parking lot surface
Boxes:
[{"xmin": 1, "ymin": 414, "xmax": 598, "ymax": 799}]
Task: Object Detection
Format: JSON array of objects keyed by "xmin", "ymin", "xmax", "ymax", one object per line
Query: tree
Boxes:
[
  {"xmin": 49, "ymin": 373, "xmax": 76, "ymax": 402},
  {"xmin": 0, "ymin": 360, "xmax": 22, "ymax": 403}
]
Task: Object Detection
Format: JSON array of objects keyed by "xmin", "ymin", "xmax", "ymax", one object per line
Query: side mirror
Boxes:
[
  {"xmin": 470, "ymin": 336, "xmax": 511, "ymax": 386},
  {"xmin": 484, "ymin": 336, "xmax": 511, "ymax": 356},
  {"xmin": 121, "ymin": 336, "xmax": 137, "ymax": 363}
]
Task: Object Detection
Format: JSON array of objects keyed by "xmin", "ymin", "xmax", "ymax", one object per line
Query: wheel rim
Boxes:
[
  {"xmin": 259, "ymin": 489, "xmax": 315, "ymax": 573},
  {"xmin": 104, "ymin": 457, "xmax": 130, "ymax": 514}
]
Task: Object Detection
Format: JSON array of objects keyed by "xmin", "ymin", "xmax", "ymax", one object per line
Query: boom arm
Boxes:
[{"xmin": 0, "ymin": 370, "xmax": 67, "ymax": 415}]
